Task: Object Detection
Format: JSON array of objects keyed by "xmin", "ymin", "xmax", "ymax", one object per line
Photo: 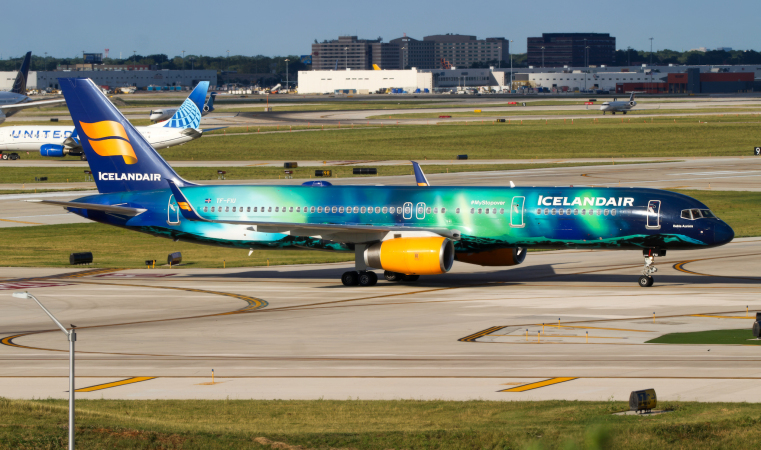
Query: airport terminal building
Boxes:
[
  {"xmin": 297, "ymin": 68, "xmax": 507, "ymax": 94},
  {"xmin": 0, "ymin": 69, "xmax": 217, "ymax": 91}
]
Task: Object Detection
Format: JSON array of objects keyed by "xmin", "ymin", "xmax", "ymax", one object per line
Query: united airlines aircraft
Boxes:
[
  {"xmin": 0, "ymin": 52, "xmax": 66, "ymax": 124},
  {"xmin": 0, "ymin": 82, "xmax": 211, "ymax": 159},
  {"xmin": 32, "ymin": 78, "xmax": 734, "ymax": 288}
]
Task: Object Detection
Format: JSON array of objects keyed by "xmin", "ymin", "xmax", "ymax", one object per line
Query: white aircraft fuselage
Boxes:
[
  {"xmin": 600, "ymin": 94, "xmax": 637, "ymax": 114},
  {"xmin": 0, "ymin": 125, "xmax": 200, "ymax": 153}
]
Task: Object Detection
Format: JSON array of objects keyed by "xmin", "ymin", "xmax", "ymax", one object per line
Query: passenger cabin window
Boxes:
[
  {"xmin": 289, "ymin": 207, "xmax": 294, "ymax": 212},
  {"xmin": 551, "ymin": 208, "xmax": 557, "ymax": 215},
  {"xmin": 317, "ymin": 207, "xmax": 323, "ymax": 213},
  {"xmin": 396, "ymin": 207, "xmax": 402, "ymax": 214},
  {"xmin": 339, "ymin": 207, "xmax": 345, "ymax": 213},
  {"xmin": 225, "ymin": 207, "xmax": 229, "ymax": 212},
  {"xmin": 354, "ymin": 207, "xmax": 359, "ymax": 213},
  {"xmin": 247, "ymin": 207, "xmax": 251, "ymax": 212},
  {"xmin": 211, "ymin": 207, "xmax": 215, "ymax": 212},
  {"xmin": 204, "ymin": 207, "xmax": 208, "ymax": 212},
  {"xmin": 332, "ymin": 206, "xmax": 337, "ymax": 213},
  {"xmin": 310, "ymin": 207, "xmax": 315, "ymax": 213},
  {"xmin": 375, "ymin": 207, "xmax": 380, "ymax": 214},
  {"xmin": 456, "ymin": 208, "xmax": 461, "ymax": 214},
  {"xmin": 441, "ymin": 207, "xmax": 447, "ymax": 213},
  {"xmin": 382, "ymin": 207, "xmax": 388, "ymax": 213}
]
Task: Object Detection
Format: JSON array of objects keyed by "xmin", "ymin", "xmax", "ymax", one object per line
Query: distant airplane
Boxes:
[
  {"xmin": 600, "ymin": 93, "xmax": 637, "ymax": 115},
  {"xmin": 0, "ymin": 81, "xmax": 213, "ymax": 160},
  {"xmin": 150, "ymin": 91, "xmax": 216, "ymax": 122},
  {"xmin": 0, "ymin": 52, "xmax": 66, "ymax": 124}
]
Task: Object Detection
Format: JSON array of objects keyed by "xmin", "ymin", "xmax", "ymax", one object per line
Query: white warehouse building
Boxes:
[
  {"xmin": 523, "ymin": 71, "xmax": 665, "ymax": 91},
  {"xmin": 0, "ymin": 70, "xmax": 217, "ymax": 91},
  {"xmin": 297, "ymin": 68, "xmax": 506, "ymax": 94}
]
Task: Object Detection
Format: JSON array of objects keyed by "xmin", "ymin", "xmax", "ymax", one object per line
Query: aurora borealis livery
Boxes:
[{"xmin": 42, "ymin": 78, "xmax": 735, "ymax": 287}]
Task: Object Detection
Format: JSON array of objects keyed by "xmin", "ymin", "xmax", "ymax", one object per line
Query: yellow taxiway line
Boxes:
[
  {"xmin": 500, "ymin": 377, "xmax": 578, "ymax": 392},
  {"xmin": 75, "ymin": 377, "xmax": 156, "ymax": 392}
]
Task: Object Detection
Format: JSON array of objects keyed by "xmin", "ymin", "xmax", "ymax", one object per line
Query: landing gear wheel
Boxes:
[
  {"xmin": 341, "ymin": 271, "xmax": 359, "ymax": 286},
  {"xmin": 80, "ymin": 154, "xmax": 88, "ymax": 161},
  {"xmin": 402, "ymin": 274, "xmax": 420, "ymax": 282},
  {"xmin": 638, "ymin": 275, "xmax": 654, "ymax": 287},
  {"xmin": 384, "ymin": 271, "xmax": 403, "ymax": 282},
  {"xmin": 612, "ymin": 111, "xmax": 616, "ymax": 115},
  {"xmin": 358, "ymin": 271, "xmax": 378, "ymax": 286},
  {"xmin": 623, "ymin": 111, "xmax": 627, "ymax": 115}
]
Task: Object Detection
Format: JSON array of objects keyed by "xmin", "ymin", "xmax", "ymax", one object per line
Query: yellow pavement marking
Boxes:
[
  {"xmin": 491, "ymin": 334, "xmax": 625, "ymax": 339},
  {"xmin": 690, "ymin": 314, "xmax": 755, "ymax": 320},
  {"xmin": 541, "ymin": 324, "xmax": 653, "ymax": 333},
  {"xmin": 500, "ymin": 377, "xmax": 578, "ymax": 392},
  {"xmin": 0, "ymin": 218, "xmax": 43, "ymax": 225},
  {"xmin": 75, "ymin": 377, "xmax": 156, "ymax": 392}
]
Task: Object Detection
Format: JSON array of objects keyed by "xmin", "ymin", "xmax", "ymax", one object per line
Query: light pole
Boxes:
[
  {"xmin": 284, "ymin": 58, "xmax": 289, "ymax": 92},
  {"xmin": 344, "ymin": 47, "xmax": 349, "ymax": 69},
  {"xmin": 649, "ymin": 37, "xmax": 654, "ymax": 65},
  {"xmin": 13, "ymin": 291, "xmax": 76, "ymax": 450},
  {"xmin": 585, "ymin": 46, "xmax": 590, "ymax": 68},
  {"xmin": 583, "ymin": 38, "xmax": 587, "ymax": 67},
  {"xmin": 541, "ymin": 46, "xmax": 545, "ymax": 68},
  {"xmin": 509, "ymin": 40, "xmax": 513, "ymax": 91}
]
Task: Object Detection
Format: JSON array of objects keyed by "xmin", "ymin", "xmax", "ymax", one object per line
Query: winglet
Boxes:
[
  {"xmin": 373, "ymin": 64, "xmax": 381, "ymax": 71},
  {"xmin": 510, "ymin": 180, "xmax": 515, "ymax": 188},
  {"xmin": 167, "ymin": 180, "xmax": 208, "ymax": 221},
  {"xmin": 411, "ymin": 161, "xmax": 430, "ymax": 186}
]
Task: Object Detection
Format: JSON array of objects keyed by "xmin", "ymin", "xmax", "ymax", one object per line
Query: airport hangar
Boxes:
[
  {"xmin": 297, "ymin": 67, "xmax": 507, "ymax": 94},
  {"xmin": 0, "ymin": 69, "xmax": 217, "ymax": 91},
  {"xmin": 297, "ymin": 64, "xmax": 760, "ymax": 94}
]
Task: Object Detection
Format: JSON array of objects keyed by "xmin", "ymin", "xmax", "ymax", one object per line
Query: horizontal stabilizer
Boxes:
[{"xmin": 27, "ymin": 199, "xmax": 146, "ymax": 216}]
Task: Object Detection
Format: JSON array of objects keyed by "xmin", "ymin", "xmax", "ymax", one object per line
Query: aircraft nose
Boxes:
[{"xmin": 714, "ymin": 221, "xmax": 734, "ymax": 245}]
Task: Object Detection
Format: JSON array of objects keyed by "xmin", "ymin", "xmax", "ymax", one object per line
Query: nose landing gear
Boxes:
[{"xmin": 638, "ymin": 249, "xmax": 665, "ymax": 287}]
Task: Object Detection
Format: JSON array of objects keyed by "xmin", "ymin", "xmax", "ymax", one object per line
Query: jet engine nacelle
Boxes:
[
  {"xmin": 40, "ymin": 144, "xmax": 66, "ymax": 157},
  {"xmin": 629, "ymin": 101, "xmax": 636, "ymax": 107},
  {"xmin": 455, "ymin": 247, "xmax": 527, "ymax": 267},
  {"xmin": 364, "ymin": 237, "xmax": 455, "ymax": 275}
]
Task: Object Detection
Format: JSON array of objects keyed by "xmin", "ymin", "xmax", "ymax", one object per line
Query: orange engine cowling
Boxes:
[
  {"xmin": 455, "ymin": 247, "xmax": 527, "ymax": 267},
  {"xmin": 364, "ymin": 237, "xmax": 454, "ymax": 275}
]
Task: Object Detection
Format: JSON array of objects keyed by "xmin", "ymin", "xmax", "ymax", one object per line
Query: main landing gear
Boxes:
[
  {"xmin": 638, "ymin": 249, "xmax": 665, "ymax": 287},
  {"xmin": 341, "ymin": 270, "xmax": 378, "ymax": 286}
]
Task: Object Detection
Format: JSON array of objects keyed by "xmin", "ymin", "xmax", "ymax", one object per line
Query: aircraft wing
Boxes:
[
  {"xmin": 166, "ymin": 180, "xmax": 460, "ymax": 243},
  {"xmin": 27, "ymin": 200, "xmax": 147, "ymax": 216},
  {"xmin": 0, "ymin": 98, "xmax": 66, "ymax": 112}
]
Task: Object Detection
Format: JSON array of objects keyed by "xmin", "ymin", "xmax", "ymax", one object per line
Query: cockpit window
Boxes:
[
  {"xmin": 701, "ymin": 209, "xmax": 716, "ymax": 218},
  {"xmin": 682, "ymin": 209, "xmax": 716, "ymax": 220}
]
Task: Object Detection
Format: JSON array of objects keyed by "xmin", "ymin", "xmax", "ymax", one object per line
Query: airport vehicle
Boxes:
[
  {"xmin": 36, "ymin": 78, "xmax": 734, "ymax": 288},
  {"xmin": 0, "ymin": 82, "xmax": 211, "ymax": 160},
  {"xmin": 0, "ymin": 150, "xmax": 20, "ymax": 160},
  {"xmin": 600, "ymin": 93, "xmax": 637, "ymax": 115},
  {"xmin": 149, "ymin": 91, "xmax": 216, "ymax": 122},
  {"xmin": 0, "ymin": 52, "xmax": 66, "ymax": 124}
]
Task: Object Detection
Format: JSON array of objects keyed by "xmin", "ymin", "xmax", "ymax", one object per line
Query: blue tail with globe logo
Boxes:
[{"xmin": 158, "ymin": 81, "xmax": 209, "ymax": 129}]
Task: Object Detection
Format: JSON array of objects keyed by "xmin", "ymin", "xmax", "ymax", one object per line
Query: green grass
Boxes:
[
  {"xmin": 647, "ymin": 329, "xmax": 761, "ymax": 345},
  {"xmin": 372, "ymin": 108, "xmax": 761, "ymax": 119},
  {"xmin": 0, "ymin": 188, "xmax": 94, "ymax": 195},
  {"xmin": 4, "ymin": 398, "xmax": 761, "ymax": 449},
  {"xmin": 0, "ymin": 222, "xmax": 351, "ymax": 268},
  {"xmin": 6, "ymin": 115, "xmax": 761, "ymax": 161},
  {"xmin": 161, "ymin": 119, "xmax": 761, "ymax": 161},
  {"xmin": 1, "ymin": 189, "xmax": 757, "ymax": 268},
  {"xmin": 0, "ymin": 161, "xmax": 658, "ymax": 184},
  {"xmin": 672, "ymin": 190, "xmax": 761, "ymax": 238}
]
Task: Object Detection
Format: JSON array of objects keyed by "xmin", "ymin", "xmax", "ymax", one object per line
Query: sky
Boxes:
[{"xmin": 3, "ymin": 0, "xmax": 760, "ymax": 59}]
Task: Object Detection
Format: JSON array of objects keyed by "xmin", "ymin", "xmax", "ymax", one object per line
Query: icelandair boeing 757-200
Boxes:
[{"xmin": 33, "ymin": 78, "xmax": 734, "ymax": 288}]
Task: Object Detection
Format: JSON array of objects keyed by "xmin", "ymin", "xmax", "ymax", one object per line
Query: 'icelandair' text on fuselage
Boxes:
[
  {"xmin": 538, "ymin": 196, "xmax": 634, "ymax": 207},
  {"xmin": 98, "ymin": 172, "xmax": 162, "ymax": 181}
]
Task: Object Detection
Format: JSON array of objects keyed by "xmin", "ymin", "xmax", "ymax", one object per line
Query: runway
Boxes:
[
  {"xmin": 1, "ymin": 237, "xmax": 760, "ymax": 401},
  {"xmin": 2, "ymin": 157, "xmax": 760, "ymax": 228}
]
